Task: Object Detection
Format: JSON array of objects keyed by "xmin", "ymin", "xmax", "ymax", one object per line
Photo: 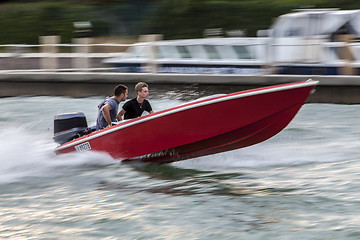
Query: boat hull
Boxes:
[{"xmin": 55, "ymin": 80, "xmax": 318, "ymax": 163}]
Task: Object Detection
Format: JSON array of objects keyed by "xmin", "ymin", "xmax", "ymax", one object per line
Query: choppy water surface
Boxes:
[{"xmin": 0, "ymin": 91, "xmax": 359, "ymax": 239}]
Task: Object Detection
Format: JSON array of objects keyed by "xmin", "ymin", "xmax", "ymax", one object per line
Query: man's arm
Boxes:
[
  {"xmin": 102, "ymin": 104, "xmax": 112, "ymax": 127},
  {"xmin": 117, "ymin": 108, "xmax": 126, "ymax": 121},
  {"xmin": 146, "ymin": 101, "xmax": 154, "ymax": 114}
]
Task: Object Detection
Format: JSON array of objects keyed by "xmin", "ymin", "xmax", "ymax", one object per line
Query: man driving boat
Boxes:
[{"xmin": 96, "ymin": 84, "xmax": 128, "ymax": 130}]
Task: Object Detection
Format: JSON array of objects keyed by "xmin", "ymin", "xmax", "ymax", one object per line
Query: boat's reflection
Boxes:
[{"xmin": 97, "ymin": 161, "xmax": 297, "ymax": 198}]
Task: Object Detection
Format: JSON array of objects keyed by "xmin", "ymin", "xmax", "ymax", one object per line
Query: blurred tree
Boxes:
[
  {"xmin": 144, "ymin": 0, "xmax": 281, "ymax": 38},
  {"xmin": 145, "ymin": 0, "xmax": 360, "ymax": 39},
  {"xmin": 1, "ymin": 0, "xmax": 360, "ymax": 44}
]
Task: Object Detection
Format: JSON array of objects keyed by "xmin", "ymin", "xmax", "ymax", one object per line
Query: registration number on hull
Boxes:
[{"xmin": 75, "ymin": 142, "xmax": 91, "ymax": 152}]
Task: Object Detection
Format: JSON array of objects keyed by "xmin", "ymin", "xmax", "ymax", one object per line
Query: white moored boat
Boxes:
[{"xmin": 105, "ymin": 9, "xmax": 360, "ymax": 75}]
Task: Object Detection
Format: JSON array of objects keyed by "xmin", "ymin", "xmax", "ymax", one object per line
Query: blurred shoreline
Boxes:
[{"xmin": 0, "ymin": 69, "xmax": 359, "ymax": 104}]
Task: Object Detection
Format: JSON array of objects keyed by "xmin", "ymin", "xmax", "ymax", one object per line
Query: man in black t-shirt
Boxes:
[{"xmin": 118, "ymin": 82, "xmax": 154, "ymax": 120}]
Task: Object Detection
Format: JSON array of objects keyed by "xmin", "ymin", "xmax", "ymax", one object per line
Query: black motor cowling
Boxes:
[{"xmin": 53, "ymin": 112, "xmax": 89, "ymax": 145}]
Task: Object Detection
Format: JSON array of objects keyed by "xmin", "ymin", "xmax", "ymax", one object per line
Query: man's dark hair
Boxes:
[{"xmin": 114, "ymin": 84, "xmax": 128, "ymax": 97}]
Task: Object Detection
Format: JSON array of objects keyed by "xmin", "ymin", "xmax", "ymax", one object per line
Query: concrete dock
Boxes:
[
  {"xmin": 1, "ymin": 35, "xmax": 360, "ymax": 103},
  {"xmin": 0, "ymin": 71, "xmax": 360, "ymax": 103}
]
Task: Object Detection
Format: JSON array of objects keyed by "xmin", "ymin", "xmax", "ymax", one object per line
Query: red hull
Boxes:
[{"xmin": 55, "ymin": 80, "xmax": 318, "ymax": 163}]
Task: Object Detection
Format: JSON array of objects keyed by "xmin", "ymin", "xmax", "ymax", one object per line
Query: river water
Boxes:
[{"xmin": 0, "ymin": 88, "xmax": 359, "ymax": 239}]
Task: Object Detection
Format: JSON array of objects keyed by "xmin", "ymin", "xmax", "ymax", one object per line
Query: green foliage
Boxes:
[
  {"xmin": 144, "ymin": 0, "xmax": 360, "ymax": 39},
  {"xmin": 144, "ymin": 0, "xmax": 285, "ymax": 38},
  {"xmin": 1, "ymin": 0, "xmax": 360, "ymax": 43},
  {"xmin": 0, "ymin": 3, "xmax": 91, "ymax": 44},
  {"xmin": 0, "ymin": 1, "xmax": 157, "ymax": 44}
]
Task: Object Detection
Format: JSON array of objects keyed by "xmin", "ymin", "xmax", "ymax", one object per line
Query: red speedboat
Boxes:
[{"xmin": 54, "ymin": 80, "xmax": 318, "ymax": 163}]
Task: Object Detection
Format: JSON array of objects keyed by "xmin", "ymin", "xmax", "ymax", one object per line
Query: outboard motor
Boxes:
[{"xmin": 53, "ymin": 112, "xmax": 89, "ymax": 145}]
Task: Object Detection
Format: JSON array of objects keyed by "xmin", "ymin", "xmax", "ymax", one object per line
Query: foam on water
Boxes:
[
  {"xmin": 0, "ymin": 125, "xmax": 115, "ymax": 184},
  {"xmin": 0, "ymin": 124, "xmax": 314, "ymax": 184}
]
